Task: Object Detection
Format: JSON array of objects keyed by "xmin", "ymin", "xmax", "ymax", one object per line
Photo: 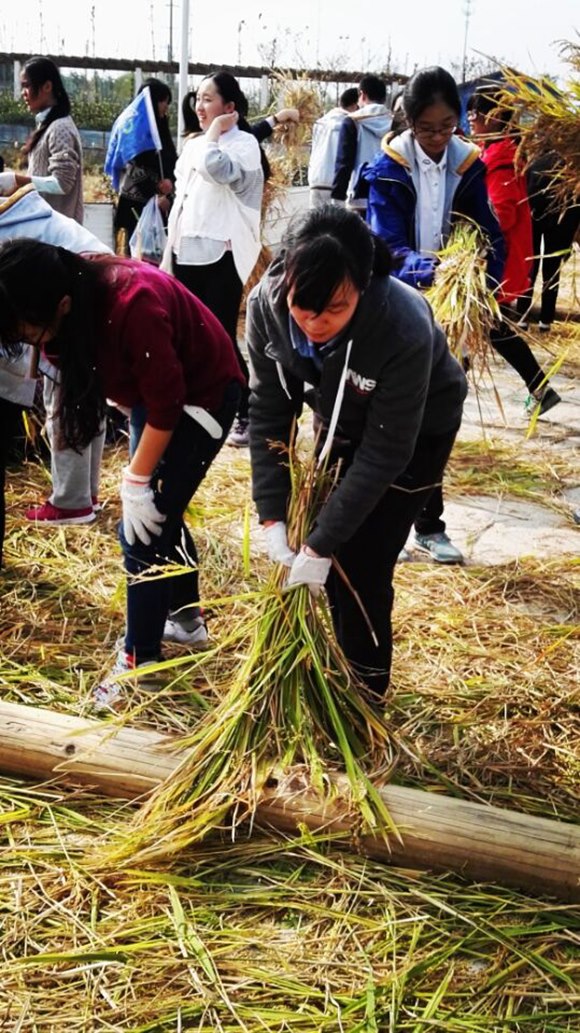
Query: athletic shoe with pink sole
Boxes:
[{"xmin": 25, "ymin": 500, "xmax": 96, "ymax": 525}]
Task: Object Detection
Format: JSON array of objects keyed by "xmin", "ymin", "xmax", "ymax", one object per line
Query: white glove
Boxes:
[
  {"xmin": 120, "ymin": 467, "xmax": 166, "ymax": 546},
  {"xmin": 263, "ymin": 521, "xmax": 296, "ymax": 567},
  {"xmin": 286, "ymin": 547, "xmax": 332, "ymax": 597},
  {"xmin": 0, "ymin": 171, "xmax": 17, "ymax": 195}
]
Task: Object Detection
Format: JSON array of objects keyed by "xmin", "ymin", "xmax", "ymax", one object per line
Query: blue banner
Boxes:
[{"xmin": 104, "ymin": 87, "xmax": 162, "ymax": 191}]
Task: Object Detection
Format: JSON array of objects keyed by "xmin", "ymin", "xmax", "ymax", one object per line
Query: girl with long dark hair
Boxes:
[
  {"xmin": 0, "ymin": 57, "xmax": 84, "ymax": 223},
  {"xmin": 248, "ymin": 205, "xmax": 467, "ymax": 697},
  {"xmin": 114, "ymin": 77, "xmax": 178, "ymax": 251},
  {"xmin": 162, "ymin": 71, "xmax": 268, "ymax": 449},
  {"xmin": 0, "ymin": 239, "xmax": 244, "ymax": 709},
  {"xmin": 0, "ymin": 57, "xmax": 108, "ymax": 527}
]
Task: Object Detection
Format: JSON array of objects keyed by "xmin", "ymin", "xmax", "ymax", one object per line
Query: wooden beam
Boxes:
[
  {"xmin": 1, "ymin": 700, "xmax": 578, "ymax": 901},
  {"xmin": 0, "ymin": 52, "xmax": 408, "ymax": 85}
]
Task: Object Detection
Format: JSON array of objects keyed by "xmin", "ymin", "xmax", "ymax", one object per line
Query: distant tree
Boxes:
[{"xmin": 451, "ymin": 53, "xmax": 505, "ymax": 84}]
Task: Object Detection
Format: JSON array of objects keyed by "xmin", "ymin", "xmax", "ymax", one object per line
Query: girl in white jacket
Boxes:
[{"xmin": 163, "ymin": 71, "xmax": 267, "ymax": 447}]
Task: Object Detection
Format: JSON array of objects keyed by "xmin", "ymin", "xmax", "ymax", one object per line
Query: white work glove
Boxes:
[
  {"xmin": 263, "ymin": 521, "xmax": 296, "ymax": 567},
  {"xmin": 0, "ymin": 171, "xmax": 17, "ymax": 195},
  {"xmin": 120, "ymin": 467, "xmax": 166, "ymax": 546},
  {"xmin": 286, "ymin": 547, "xmax": 332, "ymax": 597}
]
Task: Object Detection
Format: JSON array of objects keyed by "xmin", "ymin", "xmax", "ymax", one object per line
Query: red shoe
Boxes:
[{"xmin": 25, "ymin": 501, "xmax": 96, "ymax": 525}]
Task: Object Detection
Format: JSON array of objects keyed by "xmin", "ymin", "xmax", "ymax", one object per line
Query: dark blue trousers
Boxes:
[{"xmin": 122, "ymin": 382, "xmax": 240, "ymax": 661}]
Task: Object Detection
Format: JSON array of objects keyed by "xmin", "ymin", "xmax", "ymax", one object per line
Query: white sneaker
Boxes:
[
  {"xmin": 93, "ymin": 650, "xmax": 161, "ymax": 712},
  {"xmin": 162, "ymin": 615, "xmax": 208, "ymax": 648},
  {"xmin": 227, "ymin": 418, "xmax": 249, "ymax": 448}
]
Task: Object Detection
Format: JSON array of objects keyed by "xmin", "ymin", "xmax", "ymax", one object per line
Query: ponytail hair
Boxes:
[{"xmin": 21, "ymin": 57, "xmax": 72, "ymax": 155}]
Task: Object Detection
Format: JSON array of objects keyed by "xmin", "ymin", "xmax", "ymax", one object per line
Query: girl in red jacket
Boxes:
[
  {"xmin": 467, "ymin": 87, "xmax": 560, "ymax": 416},
  {"xmin": 0, "ymin": 240, "xmax": 244, "ymax": 709}
]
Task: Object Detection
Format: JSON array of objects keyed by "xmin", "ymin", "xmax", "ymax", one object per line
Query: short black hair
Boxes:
[
  {"xmin": 358, "ymin": 75, "xmax": 386, "ymax": 104},
  {"xmin": 340, "ymin": 87, "xmax": 359, "ymax": 110},
  {"xmin": 282, "ymin": 204, "xmax": 391, "ymax": 313},
  {"xmin": 403, "ymin": 66, "xmax": 461, "ymax": 122},
  {"xmin": 467, "ymin": 85, "xmax": 514, "ymax": 126}
]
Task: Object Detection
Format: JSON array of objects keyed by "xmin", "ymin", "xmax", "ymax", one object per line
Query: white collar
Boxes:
[{"xmin": 413, "ymin": 138, "xmax": 447, "ymax": 171}]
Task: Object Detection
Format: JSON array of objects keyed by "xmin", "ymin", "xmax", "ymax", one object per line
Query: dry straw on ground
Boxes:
[{"xmin": 0, "ymin": 320, "xmax": 578, "ymax": 1028}]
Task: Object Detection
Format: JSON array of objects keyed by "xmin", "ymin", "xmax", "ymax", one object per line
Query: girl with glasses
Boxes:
[{"xmin": 362, "ymin": 66, "xmax": 504, "ymax": 564}]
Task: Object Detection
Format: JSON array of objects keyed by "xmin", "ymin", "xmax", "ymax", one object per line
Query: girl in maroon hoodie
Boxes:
[
  {"xmin": 467, "ymin": 88, "xmax": 560, "ymax": 416},
  {"xmin": 0, "ymin": 240, "xmax": 244, "ymax": 709}
]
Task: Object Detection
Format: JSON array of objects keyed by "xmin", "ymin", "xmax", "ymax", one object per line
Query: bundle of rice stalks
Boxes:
[
  {"xmin": 425, "ymin": 220, "xmax": 501, "ymax": 372},
  {"xmin": 270, "ymin": 70, "xmax": 323, "ymax": 150},
  {"xmin": 266, "ymin": 71, "xmax": 324, "ymax": 187},
  {"xmin": 497, "ymin": 43, "xmax": 580, "ymax": 206},
  {"xmin": 98, "ymin": 439, "xmax": 397, "ymax": 868}
]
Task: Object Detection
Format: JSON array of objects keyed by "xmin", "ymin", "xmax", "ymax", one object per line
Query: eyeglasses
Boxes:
[{"xmin": 413, "ymin": 121, "xmax": 458, "ymax": 138}]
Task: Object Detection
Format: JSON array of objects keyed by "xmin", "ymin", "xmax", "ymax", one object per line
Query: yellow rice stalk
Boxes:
[
  {"xmin": 425, "ymin": 220, "xmax": 501, "ymax": 370},
  {"xmin": 496, "ymin": 44, "xmax": 580, "ymax": 206},
  {"xmin": 97, "ymin": 439, "xmax": 397, "ymax": 868},
  {"xmin": 270, "ymin": 70, "xmax": 324, "ymax": 150}
]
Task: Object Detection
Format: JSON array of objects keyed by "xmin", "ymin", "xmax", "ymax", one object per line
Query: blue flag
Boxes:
[{"xmin": 104, "ymin": 87, "xmax": 162, "ymax": 191}]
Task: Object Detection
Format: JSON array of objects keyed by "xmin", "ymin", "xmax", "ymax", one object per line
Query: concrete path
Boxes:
[{"xmin": 402, "ymin": 355, "xmax": 579, "ymax": 565}]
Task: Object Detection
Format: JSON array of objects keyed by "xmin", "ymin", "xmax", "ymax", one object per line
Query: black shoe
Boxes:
[{"xmin": 525, "ymin": 386, "xmax": 561, "ymax": 417}]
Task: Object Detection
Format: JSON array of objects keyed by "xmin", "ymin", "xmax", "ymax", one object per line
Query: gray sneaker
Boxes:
[
  {"xmin": 162, "ymin": 614, "xmax": 208, "ymax": 648},
  {"xmin": 414, "ymin": 532, "xmax": 464, "ymax": 565},
  {"xmin": 227, "ymin": 418, "xmax": 249, "ymax": 448}
]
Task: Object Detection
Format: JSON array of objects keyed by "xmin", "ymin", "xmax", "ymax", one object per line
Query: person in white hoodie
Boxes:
[
  {"xmin": 162, "ymin": 71, "xmax": 267, "ymax": 449},
  {"xmin": 307, "ymin": 87, "xmax": 358, "ymax": 209},
  {"xmin": 0, "ymin": 185, "xmax": 111, "ymax": 564},
  {"xmin": 330, "ymin": 75, "xmax": 392, "ymax": 214}
]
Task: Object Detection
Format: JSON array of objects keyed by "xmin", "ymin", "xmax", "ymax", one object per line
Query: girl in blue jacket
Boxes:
[{"xmin": 363, "ymin": 67, "xmax": 504, "ymax": 565}]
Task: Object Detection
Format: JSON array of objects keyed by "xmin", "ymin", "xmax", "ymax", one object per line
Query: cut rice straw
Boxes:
[
  {"xmin": 496, "ymin": 42, "xmax": 580, "ymax": 208},
  {"xmin": 425, "ymin": 219, "xmax": 501, "ymax": 373},
  {"xmin": 95, "ymin": 438, "xmax": 398, "ymax": 868}
]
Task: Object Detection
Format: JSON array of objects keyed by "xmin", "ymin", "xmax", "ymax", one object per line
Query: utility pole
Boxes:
[
  {"xmin": 237, "ymin": 20, "xmax": 245, "ymax": 65},
  {"xmin": 149, "ymin": 2, "xmax": 156, "ymax": 60},
  {"xmin": 461, "ymin": 0, "xmax": 474, "ymax": 83},
  {"xmin": 168, "ymin": 0, "xmax": 174, "ymax": 63}
]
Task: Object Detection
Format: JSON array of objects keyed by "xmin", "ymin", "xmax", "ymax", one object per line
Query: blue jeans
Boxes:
[{"xmin": 122, "ymin": 381, "xmax": 240, "ymax": 661}]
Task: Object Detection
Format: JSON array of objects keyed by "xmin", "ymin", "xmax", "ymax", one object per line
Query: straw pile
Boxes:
[
  {"xmin": 498, "ymin": 42, "xmax": 580, "ymax": 206},
  {"xmin": 1, "ymin": 326, "xmax": 579, "ymax": 1027}
]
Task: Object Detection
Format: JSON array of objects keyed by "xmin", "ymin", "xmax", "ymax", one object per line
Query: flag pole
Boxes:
[{"xmin": 177, "ymin": 0, "xmax": 191, "ymax": 152}]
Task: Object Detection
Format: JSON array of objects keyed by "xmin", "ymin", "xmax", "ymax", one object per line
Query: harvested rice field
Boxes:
[{"xmin": 0, "ymin": 289, "xmax": 578, "ymax": 1029}]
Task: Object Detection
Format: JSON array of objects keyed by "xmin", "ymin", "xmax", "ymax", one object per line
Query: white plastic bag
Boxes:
[{"xmin": 129, "ymin": 196, "xmax": 167, "ymax": 265}]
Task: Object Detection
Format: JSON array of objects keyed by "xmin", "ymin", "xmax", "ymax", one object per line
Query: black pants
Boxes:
[
  {"xmin": 489, "ymin": 305, "xmax": 547, "ymax": 393},
  {"xmin": 0, "ymin": 398, "xmax": 23, "ymax": 568},
  {"xmin": 173, "ymin": 252, "xmax": 250, "ymax": 420},
  {"xmin": 414, "ymin": 304, "xmax": 550, "ymax": 537},
  {"xmin": 326, "ymin": 426, "xmax": 459, "ymax": 696},
  {"xmin": 517, "ymin": 206, "xmax": 580, "ymax": 325}
]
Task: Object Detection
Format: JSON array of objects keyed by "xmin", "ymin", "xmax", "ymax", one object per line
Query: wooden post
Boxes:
[{"xmin": 1, "ymin": 700, "xmax": 578, "ymax": 901}]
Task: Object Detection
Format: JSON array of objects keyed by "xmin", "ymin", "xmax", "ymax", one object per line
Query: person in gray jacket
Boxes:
[{"xmin": 247, "ymin": 205, "xmax": 467, "ymax": 697}]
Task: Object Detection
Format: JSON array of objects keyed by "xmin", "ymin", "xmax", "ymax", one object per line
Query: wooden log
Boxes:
[{"xmin": 1, "ymin": 700, "xmax": 578, "ymax": 901}]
